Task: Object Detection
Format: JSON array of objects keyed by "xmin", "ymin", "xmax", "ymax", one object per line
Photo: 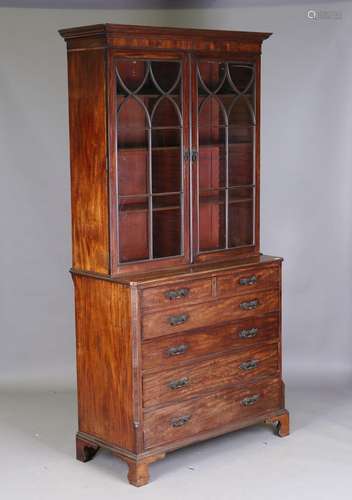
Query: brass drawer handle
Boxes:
[
  {"xmin": 240, "ymin": 299, "xmax": 259, "ymax": 310},
  {"xmin": 239, "ymin": 327, "xmax": 258, "ymax": 339},
  {"xmin": 166, "ymin": 344, "xmax": 189, "ymax": 357},
  {"xmin": 165, "ymin": 288, "xmax": 190, "ymax": 300},
  {"xmin": 240, "ymin": 360, "xmax": 258, "ymax": 371},
  {"xmin": 169, "ymin": 313, "xmax": 189, "ymax": 326},
  {"xmin": 171, "ymin": 415, "xmax": 191, "ymax": 428},
  {"xmin": 239, "ymin": 275, "xmax": 257, "ymax": 286},
  {"xmin": 168, "ymin": 377, "xmax": 189, "ymax": 390},
  {"xmin": 241, "ymin": 394, "xmax": 260, "ymax": 407}
]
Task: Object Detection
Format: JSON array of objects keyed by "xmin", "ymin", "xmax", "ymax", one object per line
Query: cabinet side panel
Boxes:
[
  {"xmin": 67, "ymin": 50, "xmax": 109, "ymax": 273},
  {"xmin": 73, "ymin": 275, "xmax": 135, "ymax": 451}
]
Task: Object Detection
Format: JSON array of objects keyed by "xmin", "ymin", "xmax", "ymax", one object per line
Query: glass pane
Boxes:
[
  {"xmin": 151, "ymin": 96, "xmax": 181, "ymax": 127},
  {"xmin": 199, "ymin": 190, "xmax": 225, "ymax": 251},
  {"xmin": 116, "ymin": 60, "xmax": 181, "ymax": 95},
  {"xmin": 199, "ymin": 96, "xmax": 227, "ymax": 127},
  {"xmin": 228, "ymin": 141, "xmax": 254, "ymax": 186},
  {"xmin": 116, "ymin": 60, "xmax": 148, "ymax": 93},
  {"xmin": 118, "ymin": 149, "xmax": 148, "ymax": 196},
  {"xmin": 228, "ymin": 125, "xmax": 254, "ymax": 144},
  {"xmin": 151, "ymin": 127, "xmax": 180, "ymax": 148},
  {"xmin": 153, "ymin": 194, "xmax": 180, "ymax": 209},
  {"xmin": 117, "ymin": 96, "xmax": 148, "ymax": 129},
  {"xmin": 153, "ymin": 194, "xmax": 181, "ymax": 258},
  {"xmin": 199, "ymin": 144, "xmax": 225, "ymax": 191},
  {"xmin": 197, "ymin": 60, "xmax": 255, "ymax": 252},
  {"xmin": 228, "ymin": 187, "xmax": 254, "ymax": 247},
  {"xmin": 199, "ymin": 125, "xmax": 225, "ymax": 147},
  {"xmin": 228, "ymin": 64, "xmax": 254, "ymax": 93},
  {"xmin": 228, "ymin": 97, "xmax": 255, "ymax": 127},
  {"xmin": 117, "ymin": 97, "xmax": 148, "ymax": 148},
  {"xmin": 119, "ymin": 197, "xmax": 149, "ymax": 263},
  {"xmin": 150, "ymin": 61, "xmax": 181, "ymax": 94},
  {"xmin": 152, "ymin": 147, "xmax": 181, "ymax": 193},
  {"xmin": 116, "ymin": 58, "xmax": 183, "ymax": 263},
  {"xmin": 198, "ymin": 61, "xmax": 226, "ymax": 94}
]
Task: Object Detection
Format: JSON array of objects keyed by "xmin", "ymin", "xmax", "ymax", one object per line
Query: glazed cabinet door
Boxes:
[
  {"xmin": 191, "ymin": 56, "xmax": 260, "ymax": 263},
  {"xmin": 109, "ymin": 52, "xmax": 190, "ymax": 273}
]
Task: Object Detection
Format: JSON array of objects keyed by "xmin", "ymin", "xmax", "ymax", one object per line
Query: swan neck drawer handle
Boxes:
[
  {"xmin": 168, "ymin": 313, "xmax": 189, "ymax": 326},
  {"xmin": 241, "ymin": 394, "xmax": 260, "ymax": 407},
  {"xmin": 239, "ymin": 327, "xmax": 258, "ymax": 339},
  {"xmin": 171, "ymin": 415, "xmax": 192, "ymax": 427},
  {"xmin": 166, "ymin": 344, "xmax": 189, "ymax": 357},
  {"xmin": 240, "ymin": 360, "xmax": 258, "ymax": 371},
  {"xmin": 168, "ymin": 377, "xmax": 189, "ymax": 390},
  {"xmin": 165, "ymin": 288, "xmax": 190, "ymax": 300},
  {"xmin": 240, "ymin": 299, "xmax": 259, "ymax": 310},
  {"xmin": 239, "ymin": 275, "xmax": 257, "ymax": 286}
]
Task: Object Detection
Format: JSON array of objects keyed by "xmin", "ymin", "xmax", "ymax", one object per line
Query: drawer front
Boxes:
[
  {"xmin": 142, "ymin": 278, "xmax": 212, "ymax": 310},
  {"xmin": 217, "ymin": 265, "xmax": 279, "ymax": 297},
  {"xmin": 142, "ymin": 289, "xmax": 280, "ymax": 339},
  {"xmin": 144, "ymin": 378, "xmax": 281, "ymax": 449},
  {"xmin": 143, "ymin": 344, "xmax": 279, "ymax": 408},
  {"xmin": 142, "ymin": 314, "xmax": 279, "ymax": 371}
]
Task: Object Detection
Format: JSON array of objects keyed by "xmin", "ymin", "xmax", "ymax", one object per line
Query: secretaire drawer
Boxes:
[
  {"xmin": 141, "ymin": 278, "xmax": 212, "ymax": 310},
  {"xmin": 142, "ymin": 314, "xmax": 279, "ymax": 371},
  {"xmin": 142, "ymin": 289, "xmax": 280, "ymax": 339},
  {"xmin": 217, "ymin": 265, "xmax": 280, "ymax": 297},
  {"xmin": 143, "ymin": 344, "xmax": 279, "ymax": 408},
  {"xmin": 144, "ymin": 378, "xmax": 281, "ymax": 449}
]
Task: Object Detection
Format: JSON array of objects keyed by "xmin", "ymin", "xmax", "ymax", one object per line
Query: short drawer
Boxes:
[
  {"xmin": 141, "ymin": 278, "xmax": 212, "ymax": 310},
  {"xmin": 143, "ymin": 344, "xmax": 279, "ymax": 408},
  {"xmin": 217, "ymin": 265, "xmax": 279, "ymax": 297},
  {"xmin": 142, "ymin": 314, "xmax": 279, "ymax": 371},
  {"xmin": 142, "ymin": 289, "xmax": 280, "ymax": 339},
  {"xmin": 144, "ymin": 378, "xmax": 281, "ymax": 449}
]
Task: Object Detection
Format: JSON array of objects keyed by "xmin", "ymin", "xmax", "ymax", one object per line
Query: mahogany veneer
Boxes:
[{"xmin": 60, "ymin": 23, "xmax": 289, "ymax": 487}]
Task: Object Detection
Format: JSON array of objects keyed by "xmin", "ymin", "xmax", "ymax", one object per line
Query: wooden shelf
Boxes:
[
  {"xmin": 118, "ymin": 92, "xmax": 253, "ymax": 99},
  {"xmin": 117, "ymin": 125, "xmax": 181, "ymax": 130},
  {"xmin": 120, "ymin": 204, "xmax": 180, "ymax": 213},
  {"xmin": 118, "ymin": 93, "xmax": 179, "ymax": 98},
  {"xmin": 199, "ymin": 142, "xmax": 252, "ymax": 148},
  {"xmin": 118, "ymin": 142, "xmax": 251, "ymax": 154},
  {"xmin": 199, "ymin": 196, "xmax": 252, "ymax": 205},
  {"xmin": 198, "ymin": 93, "xmax": 253, "ymax": 98},
  {"xmin": 119, "ymin": 146, "xmax": 180, "ymax": 153}
]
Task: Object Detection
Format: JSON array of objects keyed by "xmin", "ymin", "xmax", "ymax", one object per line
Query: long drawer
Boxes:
[
  {"xmin": 142, "ymin": 313, "xmax": 279, "ymax": 371},
  {"xmin": 142, "ymin": 289, "xmax": 280, "ymax": 339},
  {"xmin": 143, "ymin": 343, "xmax": 279, "ymax": 408},
  {"xmin": 144, "ymin": 378, "xmax": 281, "ymax": 449}
]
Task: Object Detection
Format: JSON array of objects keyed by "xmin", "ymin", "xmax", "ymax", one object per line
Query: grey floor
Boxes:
[{"xmin": 1, "ymin": 377, "xmax": 352, "ymax": 500}]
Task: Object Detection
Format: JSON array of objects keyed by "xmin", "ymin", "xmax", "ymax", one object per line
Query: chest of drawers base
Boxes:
[{"xmin": 72, "ymin": 256, "xmax": 289, "ymax": 487}]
